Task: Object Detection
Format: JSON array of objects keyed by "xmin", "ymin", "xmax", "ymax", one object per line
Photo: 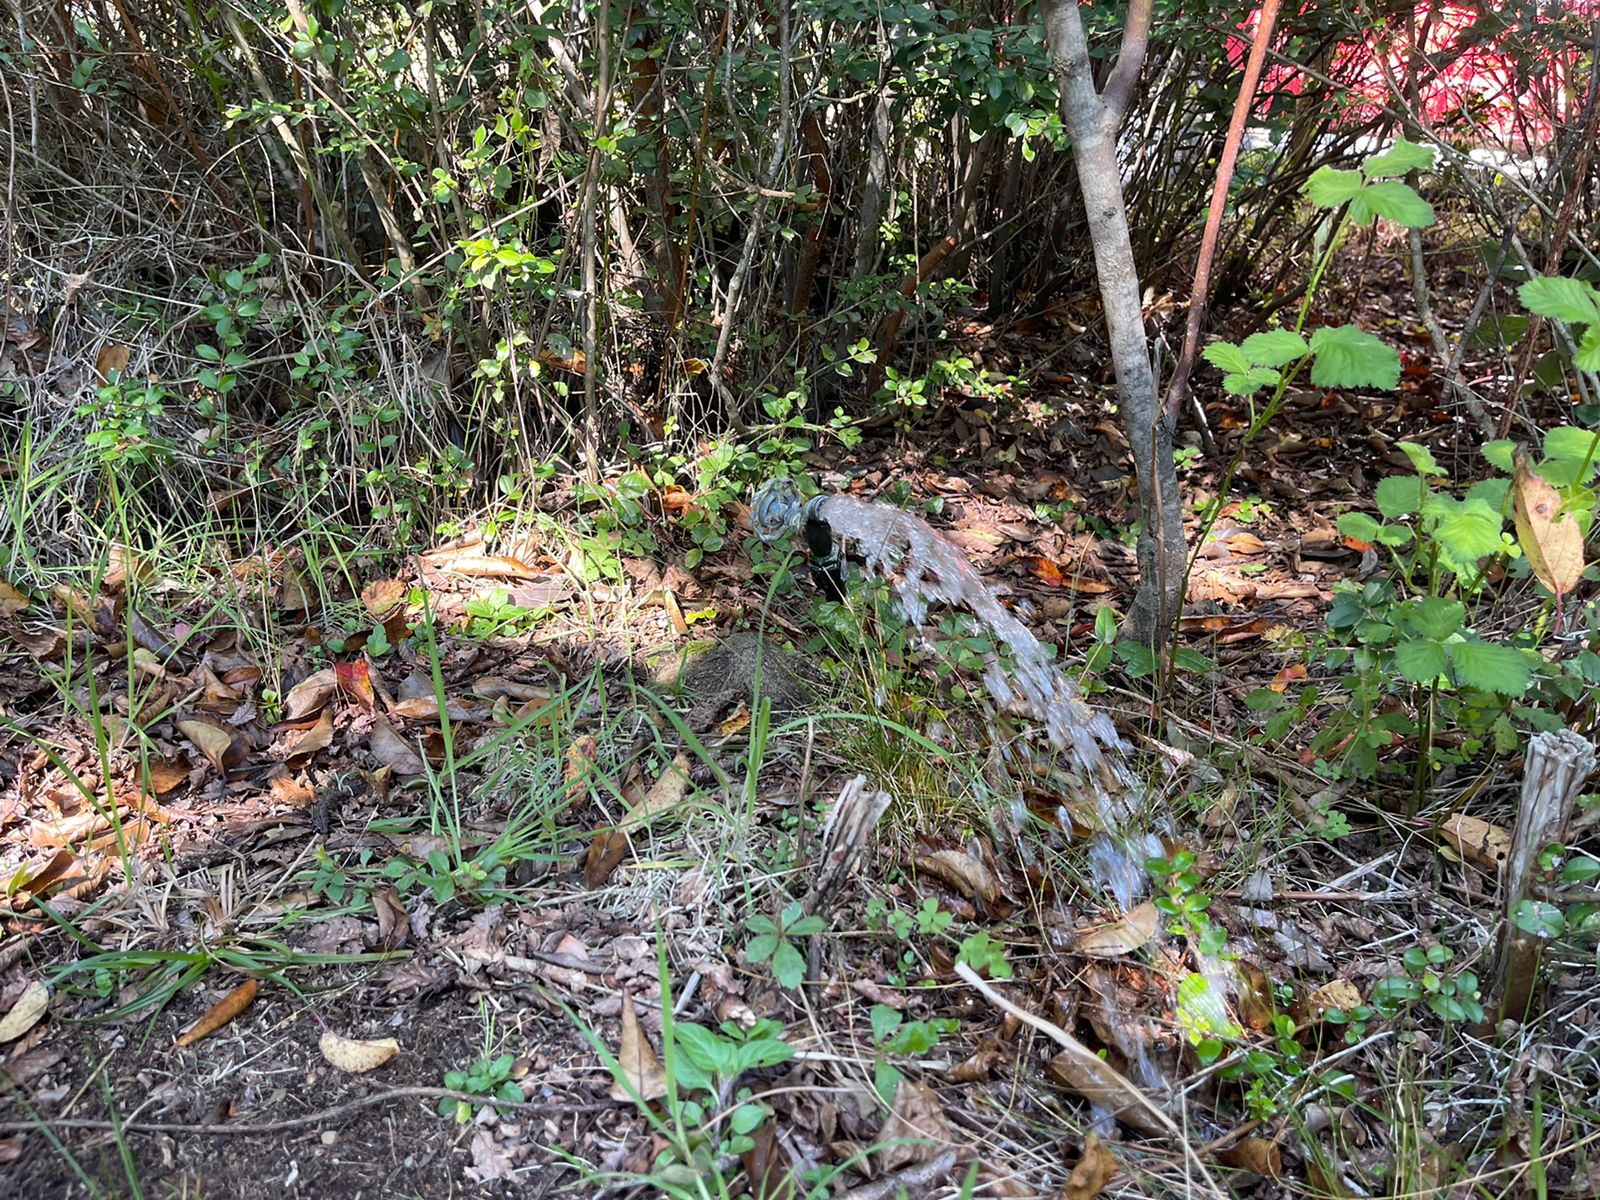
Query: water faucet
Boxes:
[{"xmin": 750, "ymin": 478, "xmax": 847, "ymax": 599}]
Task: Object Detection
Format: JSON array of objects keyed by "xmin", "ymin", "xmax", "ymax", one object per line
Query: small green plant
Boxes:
[
  {"xmin": 1371, "ymin": 942, "xmax": 1484, "ymax": 1023},
  {"xmin": 463, "ymin": 588, "xmax": 550, "ymax": 638},
  {"xmin": 439, "ymin": 1050, "xmax": 524, "ymax": 1123},
  {"xmin": 383, "ymin": 845, "xmax": 506, "ymax": 904},
  {"xmin": 868, "ymin": 1003, "xmax": 958, "ymax": 1104},
  {"xmin": 1148, "ymin": 852, "xmax": 1228, "ymax": 956},
  {"xmin": 745, "ymin": 901, "xmax": 825, "ymax": 989},
  {"xmin": 955, "ymin": 930, "xmax": 1011, "ymax": 980}
]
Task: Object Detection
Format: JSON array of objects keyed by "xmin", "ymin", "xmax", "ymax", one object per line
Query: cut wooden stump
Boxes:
[{"xmin": 1492, "ymin": 729, "xmax": 1597, "ymax": 1021}]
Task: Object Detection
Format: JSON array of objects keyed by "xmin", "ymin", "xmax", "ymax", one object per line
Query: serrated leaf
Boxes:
[
  {"xmin": 1352, "ymin": 180, "xmax": 1435, "ymax": 228},
  {"xmin": 1376, "ymin": 474, "xmax": 1426, "ymax": 518},
  {"xmin": 1577, "ymin": 323, "xmax": 1600, "ymax": 372},
  {"xmin": 1223, "ymin": 366, "xmax": 1280, "ymax": 395},
  {"xmin": 1305, "ymin": 166, "xmax": 1364, "ymax": 208},
  {"xmin": 1362, "ymin": 137, "xmax": 1436, "ymax": 177},
  {"xmin": 1465, "ymin": 477, "xmax": 1509, "ymax": 512},
  {"xmin": 1543, "ymin": 426, "xmax": 1600, "ymax": 472},
  {"xmin": 1429, "ymin": 498, "xmax": 1504, "ymax": 571},
  {"xmin": 1394, "ymin": 638, "xmax": 1449, "ymax": 684},
  {"xmin": 1309, "ymin": 325, "xmax": 1401, "ymax": 390},
  {"xmin": 1202, "ymin": 342, "xmax": 1252, "ymax": 375},
  {"xmin": 1446, "ymin": 641, "xmax": 1533, "ymax": 695},
  {"xmin": 1397, "ymin": 441, "xmax": 1445, "ymax": 476},
  {"xmin": 771, "ymin": 940, "xmax": 806, "ymax": 988},
  {"xmin": 1239, "ymin": 329, "xmax": 1309, "ymax": 367},
  {"xmin": 1518, "ymin": 276, "xmax": 1600, "ymax": 325},
  {"xmin": 1374, "ymin": 524, "xmax": 1414, "ymax": 547},
  {"xmin": 1337, "ymin": 512, "xmax": 1382, "ymax": 542},
  {"xmin": 1408, "ymin": 597, "xmax": 1466, "ymax": 640}
]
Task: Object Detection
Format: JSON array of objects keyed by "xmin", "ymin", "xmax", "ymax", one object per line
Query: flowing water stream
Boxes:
[{"xmin": 751, "ymin": 480, "xmax": 1161, "ymax": 910}]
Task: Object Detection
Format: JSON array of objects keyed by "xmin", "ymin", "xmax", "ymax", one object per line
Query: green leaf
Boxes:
[
  {"xmin": 1201, "ymin": 342, "xmax": 1252, "ymax": 375},
  {"xmin": 1352, "ymin": 180, "xmax": 1435, "ymax": 228},
  {"xmin": 871, "ymin": 1005, "xmax": 903, "ymax": 1045},
  {"xmin": 745, "ymin": 932, "xmax": 778, "ymax": 963},
  {"xmin": 1305, "ymin": 166, "xmax": 1364, "ymax": 208},
  {"xmin": 1429, "ymin": 498, "xmax": 1504, "ymax": 571},
  {"xmin": 1374, "ymin": 524, "xmax": 1414, "ymax": 547},
  {"xmin": 1309, "ymin": 325, "xmax": 1401, "ymax": 390},
  {"xmin": 787, "ymin": 915, "xmax": 827, "ymax": 937},
  {"xmin": 1362, "ymin": 137, "xmax": 1436, "ymax": 178},
  {"xmin": 1519, "ymin": 276, "xmax": 1600, "ymax": 325},
  {"xmin": 1407, "ymin": 597, "xmax": 1466, "ymax": 639},
  {"xmin": 1543, "ymin": 426, "xmax": 1600, "ymax": 471},
  {"xmin": 1510, "ymin": 899, "xmax": 1566, "ymax": 938},
  {"xmin": 1446, "ymin": 641, "xmax": 1533, "ymax": 695},
  {"xmin": 1337, "ymin": 512, "xmax": 1382, "ymax": 542},
  {"xmin": 1397, "ymin": 441, "xmax": 1446, "ymax": 476},
  {"xmin": 1562, "ymin": 855, "xmax": 1600, "ymax": 884},
  {"xmin": 1239, "ymin": 329, "xmax": 1309, "ymax": 367},
  {"xmin": 1577, "ymin": 323, "xmax": 1600, "ymax": 372},
  {"xmin": 1375, "ymin": 474, "xmax": 1426, "ymax": 518},
  {"xmin": 729, "ymin": 1101, "xmax": 766, "ymax": 1135},
  {"xmin": 770, "ymin": 940, "xmax": 806, "ymax": 989},
  {"xmin": 1222, "ymin": 366, "xmax": 1280, "ymax": 395},
  {"xmin": 1394, "ymin": 637, "xmax": 1449, "ymax": 684}
]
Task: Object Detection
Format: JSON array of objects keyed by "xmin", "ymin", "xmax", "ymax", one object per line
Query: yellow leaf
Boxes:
[
  {"xmin": 319, "ymin": 1031, "xmax": 400, "ymax": 1073},
  {"xmin": 1512, "ymin": 450, "xmax": 1585, "ymax": 598},
  {"xmin": 0, "ymin": 980, "xmax": 51, "ymax": 1042},
  {"xmin": 609, "ymin": 998, "xmax": 667, "ymax": 1103}
]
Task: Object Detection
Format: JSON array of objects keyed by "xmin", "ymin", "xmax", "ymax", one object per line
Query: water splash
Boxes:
[{"xmin": 752, "ymin": 482, "xmax": 1152, "ymax": 907}]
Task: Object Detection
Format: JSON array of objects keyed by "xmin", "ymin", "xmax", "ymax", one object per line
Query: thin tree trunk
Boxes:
[{"xmin": 1040, "ymin": 0, "xmax": 1183, "ymax": 649}]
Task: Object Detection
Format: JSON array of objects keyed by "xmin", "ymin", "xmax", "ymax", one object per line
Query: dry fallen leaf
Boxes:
[
  {"xmin": 914, "ymin": 847, "xmax": 1001, "ymax": 905},
  {"xmin": 618, "ymin": 753, "xmax": 692, "ymax": 831},
  {"xmin": 0, "ymin": 981, "xmax": 51, "ymax": 1042},
  {"xmin": 288, "ymin": 709, "xmax": 335, "ymax": 761},
  {"xmin": 1512, "ymin": 449, "xmax": 1585, "ymax": 600},
  {"xmin": 584, "ymin": 829, "xmax": 629, "ymax": 888},
  {"xmin": 176, "ymin": 717, "xmax": 241, "ymax": 774},
  {"xmin": 1302, "ymin": 979, "xmax": 1363, "ymax": 1023},
  {"xmin": 95, "ymin": 342, "xmax": 130, "ymax": 383},
  {"xmin": 1437, "ymin": 812, "xmax": 1511, "ymax": 870},
  {"xmin": 0, "ymin": 577, "xmax": 30, "ymax": 617},
  {"xmin": 872, "ymin": 1079, "xmax": 953, "ymax": 1170},
  {"xmin": 1218, "ymin": 1137, "xmax": 1283, "ymax": 1179},
  {"xmin": 361, "ymin": 578, "xmax": 408, "ymax": 617},
  {"xmin": 1045, "ymin": 1050, "xmax": 1167, "ymax": 1135},
  {"xmin": 609, "ymin": 998, "xmax": 667, "ymax": 1104},
  {"xmin": 283, "ymin": 668, "xmax": 338, "ymax": 720},
  {"xmin": 319, "ymin": 1030, "xmax": 400, "ymax": 1073},
  {"xmin": 1064, "ymin": 1134, "xmax": 1118, "ymax": 1200},
  {"xmin": 370, "ymin": 716, "xmax": 425, "ymax": 775},
  {"xmin": 1074, "ymin": 901, "xmax": 1159, "ymax": 958},
  {"xmin": 175, "ymin": 979, "xmax": 257, "ymax": 1047}
]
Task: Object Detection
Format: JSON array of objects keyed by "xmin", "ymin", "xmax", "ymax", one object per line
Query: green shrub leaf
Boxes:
[
  {"xmin": 1446, "ymin": 641, "xmax": 1533, "ymax": 695},
  {"xmin": 1309, "ymin": 325, "xmax": 1401, "ymax": 389}
]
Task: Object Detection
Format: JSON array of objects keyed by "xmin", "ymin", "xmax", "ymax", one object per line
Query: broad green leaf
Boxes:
[
  {"xmin": 1481, "ymin": 440, "xmax": 1516, "ymax": 472},
  {"xmin": 1465, "ymin": 476, "xmax": 1510, "ymax": 515},
  {"xmin": 1362, "ymin": 137, "xmax": 1436, "ymax": 178},
  {"xmin": 1519, "ymin": 276, "xmax": 1600, "ymax": 325},
  {"xmin": 1577, "ymin": 323, "xmax": 1600, "ymax": 372},
  {"xmin": 1428, "ymin": 497, "xmax": 1504, "ymax": 570},
  {"xmin": 1202, "ymin": 342, "xmax": 1252, "ymax": 375},
  {"xmin": 1239, "ymin": 329, "xmax": 1309, "ymax": 367},
  {"xmin": 1352, "ymin": 180, "xmax": 1434, "ymax": 228},
  {"xmin": 1222, "ymin": 366, "xmax": 1280, "ymax": 395},
  {"xmin": 745, "ymin": 932, "xmax": 778, "ymax": 962},
  {"xmin": 1394, "ymin": 638, "xmax": 1449, "ymax": 684},
  {"xmin": 1407, "ymin": 597, "xmax": 1466, "ymax": 640},
  {"xmin": 1305, "ymin": 166, "xmax": 1364, "ymax": 208},
  {"xmin": 1398, "ymin": 441, "xmax": 1445, "ymax": 476},
  {"xmin": 1562, "ymin": 855, "xmax": 1600, "ymax": 885},
  {"xmin": 1375, "ymin": 474, "xmax": 1426, "ymax": 518},
  {"xmin": 1309, "ymin": 325, "xmax": 1401, "ymax": 389},
  {"xmin": 1374, "ymin": 524, "xmax": 1414, "ymax": 547},
  {"xmin": 1447, "ymin": 640, "xmax": 1533, "ymax": 695},
  {"xmin": 1337, "ymin": 512, "xmax": 1382, "ymax": 542},
  {"xmin": 771, "ymin": 940, "xmax": 806, "ymax": 988},
  {"xmin": 871, "ymin": 1005, "xmax": 903, "ymax": 1044},
  {"xmin": 1544, "ymin": 426, "xmax": 1600, "ymax": 470},
  {"xmin": 1510, "ymin": 899, "xmax": 1566, "ymax": 938}
]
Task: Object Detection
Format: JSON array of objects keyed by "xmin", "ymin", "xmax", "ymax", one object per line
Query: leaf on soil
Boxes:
[
  {"xmin": 361, "ymin": 578, "xmax": 408, "ymax": 617},
  {"xmin": 914, "ymin": 847, "xmax": 1001, "ymax": 905},
  {"xmin": 0, "ymin": 980, "xmax": 51, "ymax": 1042},
  {"xmin": 0, "ymin": 577, "xmax": 30, "ymax": 617},
  {"xmin": 8, "ymin": 849, "xmax": 78, "ymax": 906},
  {"xmin": 1437, "ymin": 812, "xmax": 1511, "ymax": 869},
  {"xmin": 287, "ymin": 709, "xmax": 335, "ymax": 761},
  {"xmin": 1512, "ymin": 450, "xmax": 1585, "ymax": 598},
  {"xmin": 176, "ymin": 717, "xmax": 243, "ymax": 774},
  {"xmin": 370, "ymin": 716, "xmax": 425, "ymax": 775},
  {"xmin": 1302, "ymin": 979, "xmax": 1363, "ymax": 1023},
  {"xmin": 373, "ymin": 886, "xmax": 410, "ymax": 950},
  {"xmin": 94, "ymin": 342, "xmax": 130, "ymax": 382},
  {"xmin": 946, "ymin": 1044, "xmax": 1006, "ymax": 1083},
  {"xmin": 103, "ymin": 543, "xmax": 150, "ymax": 591},
  {"xmin": 430, "ymin": 552, "xmax": 540, "ymax": 580},
  {"xmin": 465, "ymin": 1128, "xmax": 518, "ymax": 1183},
  {"xmin": 584, "ymin": 830, "xmax": 629, "ymax": 888},
  {"xmin": 335, "ymin": 659, "xmax": 376, "ymax": 712},
  {"xmin": 872, "ymin": 1079, "xmax": 953, "ymax": 1170},
  {"xmin": 618, "ymin": 753, "xmax": 692, "ymax": 831},
  {"xmin": 284, "ymin": 668, "xmax": 338, "ymax": 720},
  {"xmin": 1064, "ymin": 1134, "xmax": 1118, "ymax": 1200},
  {"xmin": 609, "ymin": 997, "xmax": 667, "ymax": 1104},
  {"xmin": 1073, "ymin": 901, "xmax": 1159, "ymax": 958},
  {"xmin": 319, "ymin": 1030, "xmax": 400, "ymax": 1073},
  {"xmin": 278, "ymin": 562, "xmax": 312, "ymax": 612},
  {"xmin": 1045, "ymin": 1051, "xmax": 1167, "ymax": 1135},
  {"xmin": 1217, "ymin": 1138, "xmax": 1283, "ymax": 1179},
  {"xmin": 175, "ymin": 979, "xmax": 257, "ymax": 1047}
]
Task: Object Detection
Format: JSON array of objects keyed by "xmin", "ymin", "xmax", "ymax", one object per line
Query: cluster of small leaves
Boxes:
[
  {"xmin": 869, "ymin": 1004, "xmax": 958, "ymax": 1104},
  {"xmin": 746, "ymin": 902, "xmax": 826, "ymax": 989},
  {"xmin": 1371, "ymin": 943, "xmax": 1484, "ymax": 1024},
  {"xmin": 439, "ymin": 1052, "xmax": 523, "ymax": 1123}
]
